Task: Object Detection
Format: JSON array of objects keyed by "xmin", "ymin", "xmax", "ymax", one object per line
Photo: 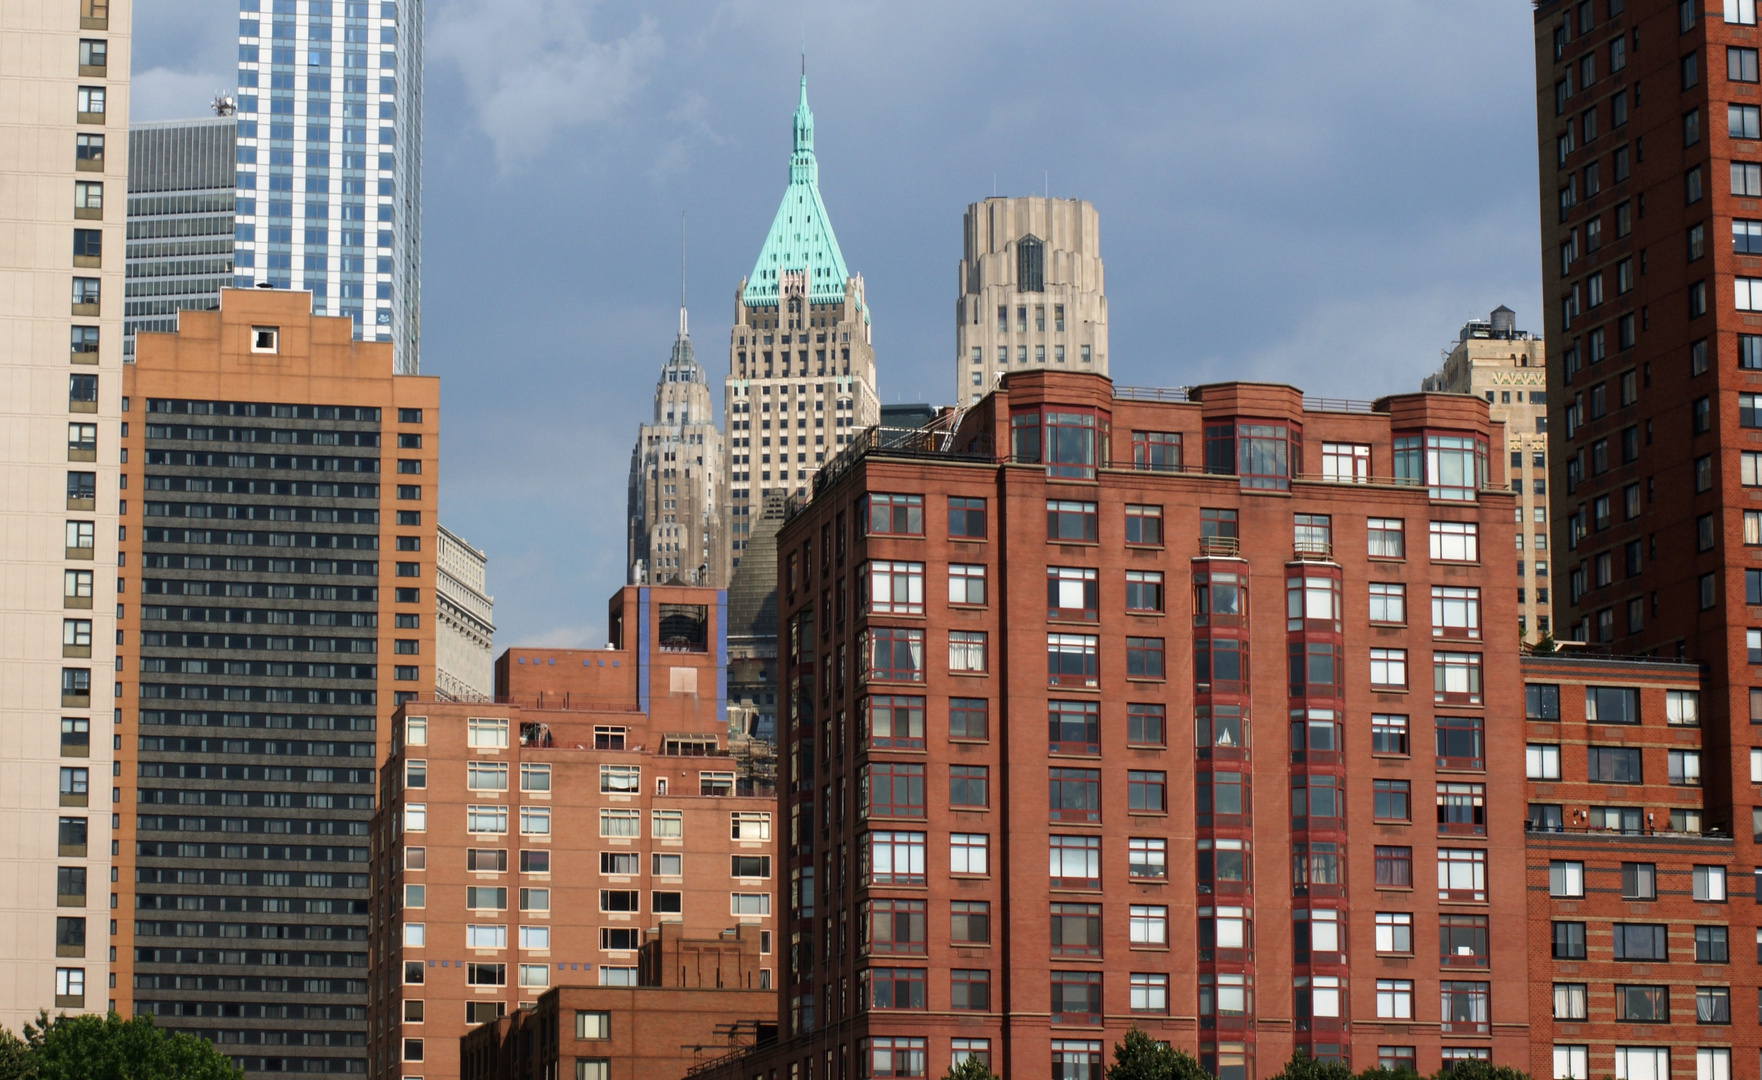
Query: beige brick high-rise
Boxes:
[
  {"xmin": 955, "ymin": 196, "xmax": 1107, "ymax": 404},
  {"xmin": 0, "ymin": 0, "xmax": 130, "ymax": 1023},
  {"xmin": 1422, "ymin": 306, "xmax": 1552, "ymax": 641},
  {"xmin": 721, "ymin": 75, "xmax": 878, "ymax": 577}
]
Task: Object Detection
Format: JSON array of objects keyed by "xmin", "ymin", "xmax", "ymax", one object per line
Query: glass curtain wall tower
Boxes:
[{"xmin": 232, "ymin": 0, "xmax": 422, "ymax": 373}]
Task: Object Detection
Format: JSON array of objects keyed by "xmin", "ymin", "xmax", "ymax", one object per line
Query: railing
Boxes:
[
  {"xmin": 1292, "ymin": 540, "xmax": 1333, "ymax": 560},
  {"xmin": 1524, "ymin": 821, "xmax": 1731, "ymax": 839},
  {"xmin": 1197, "ymin": 536, "xmax": 1241, "ymax": 557},
  {"xmin": 1115, "ymin": 385, "xmax": 1193, "ymax": 403},
  {"xmin": 1301, "ymin": 395, "xmax": 1377, "ymax": 414}
]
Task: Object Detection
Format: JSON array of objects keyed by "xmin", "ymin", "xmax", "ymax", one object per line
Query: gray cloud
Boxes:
[
  {"xmin": 135, "ymin": 0, "xmax": 1546, "ymax": 646},
  {"xmin": 428, "ymin": 0, "xmax": 664, "ymax": 170}
]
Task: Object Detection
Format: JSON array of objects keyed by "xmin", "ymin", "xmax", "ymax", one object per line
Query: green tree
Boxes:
[
  {"xmin": 1107, "ymin": 1028, "xmax": 1211, "ymax": 1080},
  {"xmin": 940, "ymin": 1056, "xmax": 1000, "ymax": 1080},
  {"xmin": 1267, "ymin": 1050, "xmax": 1354, "ymax": 1080},
  {"xmin": 1424, "ymin": 1061, "xmax": 1531, "ymax": 1080},
  {"xmin": 1356, "ymin": 1067, "xmax": 1422, "ymax": 1080},
  {"xmin": 0, "ymin": 1012, "xmax": 241, "ymax": 1080}
]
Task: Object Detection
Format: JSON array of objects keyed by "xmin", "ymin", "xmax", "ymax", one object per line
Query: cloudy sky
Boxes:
[{"xmin": 132, "ymin": 1, "xmax": 1545, "ymax": 648}]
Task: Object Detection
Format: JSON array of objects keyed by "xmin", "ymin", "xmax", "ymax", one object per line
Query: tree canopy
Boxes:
[
  {"xmin": 1107, "ymin": 1028, "xmax": 1212, "ymax": 1080},
  {"xmin": 939, "ymin": 1056, "xmax": 1000, "ymax": 1080},
  {"xmin": 0, "ymin": 1011, "xmax": 242, "ymax": 1080}
]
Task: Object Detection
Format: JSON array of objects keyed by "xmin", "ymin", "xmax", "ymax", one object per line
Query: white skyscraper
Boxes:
[{"xmin": 231, "ymin": 0, "xmax": 422, "ymax": 373}]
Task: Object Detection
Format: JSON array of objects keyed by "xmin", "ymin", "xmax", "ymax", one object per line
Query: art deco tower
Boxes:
[
  {"xmin": 629, "ymin": 292, "xmax": 724, "ymax": 586},
  {"xmin": 955, "ymin": 196, "xmax": 1107, "ymax": 404},
  {"xmin": 721, "ymin": 75, "xmax": 879, "ymax": 574}
]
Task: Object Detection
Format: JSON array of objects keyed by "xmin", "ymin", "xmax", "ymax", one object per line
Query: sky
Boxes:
[{"xmin": 131, "ymin": 0, "xmax": 1546, "ymax": 649}]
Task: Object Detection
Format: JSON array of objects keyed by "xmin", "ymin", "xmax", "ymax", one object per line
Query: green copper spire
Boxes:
[{"xmin": 743, "ymin": 74, "xmax": 853, "ymax": 308}]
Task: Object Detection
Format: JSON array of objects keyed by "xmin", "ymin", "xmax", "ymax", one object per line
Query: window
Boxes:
[
  {"xmin": 1127, "ymin": 771, "xmax": 1166, "ymax": 813},
  {"xmin": 1049, "ymin": 768, "xmax": 1101, "ymax": 823},
  {"xmin": 1321, "ymin": 442, "xmax": 1370, "ymax": 483},
  {"xmin": 947, "ymin": 563, "xmax": 985, "ymax": 605},
  {"xmin": 865, "ymin": 1037, "xmax": 926, "ymax": 1078},
  {"xmin": 949, "ymin": 833, "xmax": 987, "ymax": 875},
  {"xmin": 465, "ymin": 805, "xmax": 506, "ymax": 834},
  {"xmin": 1132, "ymin": 431, "xmax": 1182, "ymax": 471},
  {"xmin": 948, "ymin": 697, "xmax": 988, "ymax": 740},
  {"xmin": 1613, "ymin": 985, "xmax": 1670, "ymax": 1026},
  {"xmin": 1429, "ymin": 521, "xmax": 1479, "ymax": 561},
  {"xmin": 1734, "ymin": 0, "xmax": 1760, "ymax": 25},
  {"xmin": 1553, "ymin": 921, "xmax": 1587, "ymax": 959},
  {"xmin": 865, "ymin": 694, "xmax": 925, "ymax": 750},
  {"xmin": 1049, "ymin": 834, "xmax": 1101, "ymax": 889},
  {"xmin": 1047, "ymin": 634, "xmax": 1098, "ymax": 688},
  {"xmin": 1440, "ymin": 981, "xmax": 1490, "ymax": 1034},
  {"xmin": 1525, "ymin": 742, "xmax": 1564, "ymax": 783},
  {"xmin": 1586, "ymin": 685, "xmax": 1639, "ymax": 723},
  {"xmin": 466, "ymin": 717, "xmax": 508, "ymax": 748},
  {"xmin": 1368, "ymin": 517, "xmax": 1405, "ymax": 558},
  {"xmin": 1048, "ymin": 700, "xmax": 1100, "ymax": 755},
  {"xmin": 1376, "ymin": 845, "xmax": 1413, "ymax": 887},
  {"xmin": 1696, "ymin": 986, "xmax": 1730, "ymax": 1024},
  {"xmin": 1050, "ymin": 903, "xmax": 1103, "ymax": 956},
  {"xmin": 1372, "ymin": 714, "xmax": 1409, "ymax": 756},
  {"xmin": 1046, "ymin": 500, "xmax": 1098, "ymax": 542},
  {"xmin": 1376, "ymin": 912, "xmax": 1413, "ymax": 954},
  {"xmin": 1369, "ymin": 582, "xmax": 1405, "ymax": 624},
  {"xmin": 519, "ymin": 807, "xmax": 550, "ymax": 835},
  {"xmin": 1050, "ymin": 971, "xmax": 1103, "ymax": 1023},
  {"xmin": 947, "ymin": 497, "xmax": 985, "ymax": 538},
  {"xmin": 1369, "ymin": 648, "xmax": 1407, "ymax": 689},
  {"xmin": 867, "ymin": 968, "xmax": 927, "ymax": 1010},
  {"xmin": 1612, "ymin": 923, "xmax": 1667, "ymax": 960},
  {"xmin": 599, "ymin": 764, "xmax": 639, "ymax": 794},
  {"xmin": 865, "ymin": 493, "xmax": 923, "ymax": 536},
  {"xmin": 949, "ymin": 765, "xmax": 987, "ymax": 808},
  {"xmin": 862, "ymin": 627, "xmax": 924, "ymax": 682},
  {"xmin": 599, "ymin": 809, "xmax": 639, "ymax": 837},
  {"xmin": 1373, "ymin": 780, "xmax": 1411, "ymax": 821},
  {"xmin": 865, "ymin": 561, "xmax": 924, "ymax": 614},
  {"xmin": 1047, "ymin": 566, "xmax": 1099, "ymax": 620},
  {"xmin": 1589, "ymin": 746, "xmax": 1642, "ymax": 783},
  {"xmin": 949, "ymin": 900, "xmax": 990, "ymax": 945},
  {"xmin": 1124, "ymin": 570, "xmax": 1163, "ymax": 613},
  {"xmin": 576, "ymin": 1011, "xmax": 611, "ymax": 1040},
  {"xmin": 866, "ymin": 831, "xmax": 926, "ymax": 886},
  {"xmin": 1127, "ymin": 703, "xmax": 1165, "ymax": 746},
  {"xmin": 1431, "ymin": 586, "xmax": 1481, "ymax": 638},
  {"xmin": 1125, "ymin": 637, "xmax": 1164, "ymax": 679},
  {"xmin": 1129, "ymin": 838, "xmax": 1167, "ymax": 880},
  {"xmin": 1439, "ymin": 849, "xmax": 1487, "ymax": 901},
  {"xmin": 466, "ymin": 887, "xmax": 508, "ymax": 911},
  {"xmin": 1694, "ymin": 864, "xmax": 1728, "ymax": 900},
  {"xmin": 1129, "ymin": 972, "xmax": 1168, "ymax": 1014},
  {"xmin": 948, "ymin": 631, "xmax": 987, "ymax": 674},
  {"xmin": 1376, "ymin": 979, "xmax": 1414, "ymax": 1020},
  {"xmin": 464, "ymin": 924, "xmax": 505, "ymax": 949},
  {"xmin": 1124, "ymin": 504, "xmax": 1162, "ymax": 546},
  {"xmin": 1670, "ymin": 750, "xmax": 1703, "ymax": 786},
  {"xmin": 1437, "ymin": 782, "xmax": 1486, "ymax": 836},
  {"xmin": 1527, "ymin": 683, "xmax": 1561, "ymax": 719},
  {"xmin": 1548, "ymin": 985, "xmax": 1590, "ymax": 1026},
  {"xmin": 1206, "ymin": 420, "xmax": 1296, "ymax": 490}
]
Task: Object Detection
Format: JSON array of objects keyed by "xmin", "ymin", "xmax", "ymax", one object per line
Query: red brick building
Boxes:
[
  {"xmin": 696, "ymin": 369, "xmax": 1527, "ymax": 1079},
  {"xmin": 367, "ymin": 586, "xmax": 777, "ymax": 1080},
  {"xmin": 1519, "ymin": 652, "xmax": 1731, "ymax": 1080},
  {"xmin": 458, "ymin": 926, "xmax": 776, "ymax": 1080},
  {"xmin": 1534, "ymin": 5, "xmax": 1762, "ymax": 1080}
]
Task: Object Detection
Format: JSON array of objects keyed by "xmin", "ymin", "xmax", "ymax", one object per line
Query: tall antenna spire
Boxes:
[{"xmin": 678, "ymin": 210, "xmax": 688, "ymax": 337}]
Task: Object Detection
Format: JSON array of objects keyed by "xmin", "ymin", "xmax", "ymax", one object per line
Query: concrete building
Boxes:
[
  {"xmin": 955, "ymin": 197, "xmax": 1107, "ymax": 404},
  {"xmin": 230, "ymin": 0, "xmax": 423, "ymax": 372},
  {"xmin": 1421, "ymin": 306, "xmax": 1552, "ymax": 641},
  {"xmin": 124, "ymin": 115, "xmax": 235, "ymax": 356},
  {"xmin": 458, "ymin": 928, "xmax": 776, "ymax": 1080},
  {"xmin": 629, "ymin": 300, "xmax": 724, "ymax": 587},
  {"xmin": 721, "ymin": 75, "xmax": 879, "ymax": 577},
  {"xmin": 724, "ymin": 494, "xmax": 784, "ymax": 783},
  {"xmin": 0, "ymin": 0, "xmax": 131, "ymax": 1025},
  {"xmin": 115, "ymin": 287, "xmax": 439, "ymax": 1075},
  {"xmin": 435, "ymin": 524, "xmax": 492, "ymax": 703},
  {"xmin": 366, "ymin": 586, "xmax": 779, "ymax": 1080},
  {"xmin": 1518, "ymin": 653, "xmax": 1731, "ymax": 1080},
  {"xmin": 701, "ymin": 369, "xmax": 1527, "ymax": 1079}
]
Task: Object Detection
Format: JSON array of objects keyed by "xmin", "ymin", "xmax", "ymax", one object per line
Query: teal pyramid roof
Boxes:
[{"xmin": 743, "ymin": 76, "xmax": 853, "ymax": 308}]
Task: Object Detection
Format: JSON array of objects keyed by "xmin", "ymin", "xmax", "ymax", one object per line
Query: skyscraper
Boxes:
[
  {"xmin": 124, "ymin": 115, "xmax": 237, "ymax": 356},
  {"xmin": 231, "ymin": 0, "xmax": 422, "ymax": 373},
  {"xmin": 0, "ymin": 0, "xmax": 130, "ymax": 1025},
  {"xmin": 1421, "ymin": 306, "xmax": 1552, "ymax": 641},
  {"xmin": 721, "ymin": 75, "xmax": 879, "ymax": 575},
  {"xmin": 628, "ymin": 297, "xmax": 724, "ymax": 587},
  {"xmin": 955, "ymin": 196, "xmax": 1107, "ymax": 404},
  {"xmin": 115, "ymin": 288, "xmax": 438, "ymax": 1074}
]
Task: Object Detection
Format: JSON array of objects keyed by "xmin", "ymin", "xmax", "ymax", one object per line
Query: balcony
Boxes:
[
  {"xmin": 1198, "ymin": 536, "xmax": 1240, "ymax": 557},
  {"xmin": 1292, "ymin": 539, "xmax": 1333, "ymax": 561}
]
